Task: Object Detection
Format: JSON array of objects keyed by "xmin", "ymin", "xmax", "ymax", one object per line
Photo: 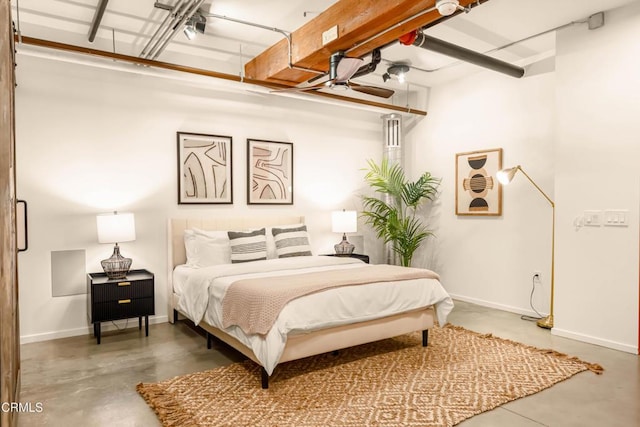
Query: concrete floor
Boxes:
[{"xmin": 17, "ymin": 301, "xmax": 640, "ymax": 426}]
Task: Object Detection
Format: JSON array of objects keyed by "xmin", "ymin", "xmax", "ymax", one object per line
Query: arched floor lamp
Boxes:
[{"xmin": 497, "ymin": 165, "xmax": 555, "ymax": 329}]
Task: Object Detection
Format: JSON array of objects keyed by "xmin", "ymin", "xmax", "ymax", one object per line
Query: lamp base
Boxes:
[
  {"xmin": 101, "ymin": 244, "xmax": 132, "ymax": 280},
  {"xmin": 334, "ymin": 233, "xmax": 355, "ymax": 255},
  {"xmin": 536, "ymin": 314, "xmax": 554, "ymax": 329}
]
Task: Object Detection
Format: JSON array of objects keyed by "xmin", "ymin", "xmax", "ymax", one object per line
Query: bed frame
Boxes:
[{"xmin": 167, "ymin": 216, "xmax": 435, "ymax": 388}]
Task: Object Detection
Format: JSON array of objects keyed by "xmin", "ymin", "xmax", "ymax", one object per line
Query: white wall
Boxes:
[
  {"xmin": 553, "ymin": 2, "xmax": 640, "ymax": 352},
  {"xmin": 406, "ymin": 69, "xmax": 556, "ymax": 318},
  {"xmin": 14, "ymin": 53, "xmax": 387, "ymax": 342},
  {"xmin": 406, "ymin": 3, "xmax": 639, "ymax": 353}
]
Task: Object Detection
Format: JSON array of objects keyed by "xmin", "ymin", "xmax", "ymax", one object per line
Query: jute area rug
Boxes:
[{"xmin": 137, "ymin": 325, "xmax": 603, "ymax": 427}]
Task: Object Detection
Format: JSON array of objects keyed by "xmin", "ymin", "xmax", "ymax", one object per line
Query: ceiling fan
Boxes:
[{"xmin": 274, "ymin": 51, "xmax": 395, "ymax": 99}]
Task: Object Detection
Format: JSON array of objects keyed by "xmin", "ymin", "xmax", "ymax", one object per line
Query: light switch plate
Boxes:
[
  {"xmin": 583, "ymin": 210, "xmax": 602, "ymax": 226},
  {"xmin": 604, "ymin": 209, "xmax": 629, "ymax": 227}
]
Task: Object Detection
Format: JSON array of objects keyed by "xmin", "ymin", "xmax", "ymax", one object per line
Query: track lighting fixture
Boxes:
[{"xmin": 183, "ymin": 12, "xmax": 206, "ymax": 40}]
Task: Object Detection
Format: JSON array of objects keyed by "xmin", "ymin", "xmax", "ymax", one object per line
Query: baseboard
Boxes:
[
  {"xmin": 19, "ymin": 315, "xmax": 169, "ymax": 344},
  {"xmin": 449, "ymin": 293, "xmax": 546, "ymax": 319},
  {"xmin": 552, "ymin": 328, "xmax": 639, "ymax": 355},
  {"xmin": 450, "ymin": 294, "xmax": 639, "ymax": 355}
]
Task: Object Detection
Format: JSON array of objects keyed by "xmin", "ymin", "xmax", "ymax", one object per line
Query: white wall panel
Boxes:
[{"xmin": 553, "ymin": 2, "xmax": 640, "ymax": 352}]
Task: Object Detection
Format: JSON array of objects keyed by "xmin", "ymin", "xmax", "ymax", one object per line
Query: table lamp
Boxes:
[
  {"xmin": 96, "ymin": 211, "xmax": 136, "ymax": 279},
  {"xmin": 332, "ymin": 210, "xmax": 357, "ymax": 255}
]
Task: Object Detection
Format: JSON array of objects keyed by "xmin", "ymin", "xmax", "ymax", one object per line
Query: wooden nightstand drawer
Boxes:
[
  {"xmin": 91, "ymin": 279, "xmax": 154, "ymax": 303},
  {"xmin": 92, "ymin": 297, "xmax": 154, "ymax": 322}
]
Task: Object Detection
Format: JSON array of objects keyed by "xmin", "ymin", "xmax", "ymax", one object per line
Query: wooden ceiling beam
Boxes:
[{"xmin": 244, "ymin": 0, "xmax": 486, "ymax": 85}]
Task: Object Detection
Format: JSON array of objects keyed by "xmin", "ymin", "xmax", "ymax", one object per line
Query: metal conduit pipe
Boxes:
[
  {"xmin": 144, "ymin": 0, "xmax": 202, "ymax": 59},
  {"xmin": 382, "ymin": 114, "xmax": 403, "ymax": 266},
  {"xmin": 150, "ymin": 0, "xmax": 205, "ymax": 60},
  {"xmin": 203, "ymin": 12, "xmax": 289, "ymax": 39},
  {"xmin": 410, "ymin": 31, "xmax": 525, "ymax": 78},
  {"xmin": 88, "ymin": 0, "xmax": 109, "ymax": 43},
  {"xmin": 387, "ymin": 18, "xmax": 588, "ymax": 76},
  {"xmin": 140, "ymin": 0, "xmax": 188, "ymax": 58},
  {"xmin": 141, "ymin": 0, "xmax": 199, "ymax": 59}
]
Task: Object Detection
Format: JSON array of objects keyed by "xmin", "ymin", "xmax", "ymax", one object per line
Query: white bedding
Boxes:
[
  {"xmin": 172, "ymin": 265, "xmax": 192, "ymax": 295},
  {"xmin": 176, "ymin": 256, "xmax": 454, "ymax": 374}
]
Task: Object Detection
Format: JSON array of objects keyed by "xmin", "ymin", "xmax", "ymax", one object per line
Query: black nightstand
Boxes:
[
  {"xmin": 323, "ymin": 253, "xmax": 370, "ymax": 263},
  {"xmin": 87, "ymin": 269, "xmax": 155, "ymax": 344}
]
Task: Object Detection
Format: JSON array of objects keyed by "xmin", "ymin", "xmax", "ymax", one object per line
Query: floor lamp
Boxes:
[{"xmin": 497, "ymin": 165, "xmax": 555, "ymax": 329}]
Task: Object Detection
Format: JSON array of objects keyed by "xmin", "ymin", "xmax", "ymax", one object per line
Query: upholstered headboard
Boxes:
[
  {"xmin": 168, "ymin": 215, "xmax": 304, "ymax": 270},
  {"xmin": 167, "ymin": 215, "xmax": 305, "ymax": 322}
]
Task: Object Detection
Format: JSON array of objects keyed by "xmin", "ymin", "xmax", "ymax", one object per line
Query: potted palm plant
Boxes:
[{"xmin": 361, "ymin": 158, "xmax": 440, "ymax": 267}]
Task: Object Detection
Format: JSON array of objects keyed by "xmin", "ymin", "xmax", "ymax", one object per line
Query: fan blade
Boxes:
[
  {"xmin": 349, "ymin": 83, "xmax": 395, "ymax": 98},
  {"xmin": 335, "ymin": 57, "xmax": 365, "ymax": 82},
  {"xmin": 269, "ymin": 81, "xmax": 326, "ymax": 94}
]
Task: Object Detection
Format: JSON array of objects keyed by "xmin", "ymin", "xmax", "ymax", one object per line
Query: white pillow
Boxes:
[
  {"xmin": 184, "ymin": 229, "xmax": 198, "ymax": 266},
  {"xmin": 184, "ymin": 229, "xmax": 231, "ymax": 268}
]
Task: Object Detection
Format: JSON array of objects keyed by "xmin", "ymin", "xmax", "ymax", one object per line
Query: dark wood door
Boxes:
[{"xmin": 0, "ymin": 1, "xmax": 20, "ymax": 426}]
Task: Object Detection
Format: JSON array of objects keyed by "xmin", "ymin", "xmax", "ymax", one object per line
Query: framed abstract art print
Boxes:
[
  {"xmin": 177, "ymin": 132, "xmax": 232, "ymax": 204},
  {"xmin": 247, "ymin": 139, "xmax": 293, "ymax": 205},
  {"xmin": 455, "ymin": 148, "xmax": 502, "ymax": 216}
]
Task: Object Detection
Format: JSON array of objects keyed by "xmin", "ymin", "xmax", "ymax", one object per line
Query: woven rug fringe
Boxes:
[{"xmin": 136, "ymin": 383, "xmax": 196, "ymax": 427}]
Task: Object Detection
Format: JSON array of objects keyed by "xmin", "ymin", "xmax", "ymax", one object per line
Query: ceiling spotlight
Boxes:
[
  {"xmin": 436, "ymin": 0, "xmax": 461, "ymax": 16},
  {"xmin": 183, "ymin": 25, "xmax": 197, "ymax": 40},
  {"xmin": 183, "ymin": 12, "xmax": 206, "ymax": 40},
  {"xmin": 383, "ymin": 64, "xmax": 410, "ymax": 83}
]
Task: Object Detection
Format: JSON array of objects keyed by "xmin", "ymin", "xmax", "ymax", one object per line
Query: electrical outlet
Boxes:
[{"xmin": 533, "ymin": 271, "xmax": 541, "ymax": 282}]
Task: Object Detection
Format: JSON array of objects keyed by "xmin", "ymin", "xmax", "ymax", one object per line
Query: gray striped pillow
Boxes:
[
  {"xmin": 272, "ymin": 225, "xmax": 312, "ymax": 258},
  {"xmin": 228, "ymin": 228, "xmax": 267, "ymax": 263}
]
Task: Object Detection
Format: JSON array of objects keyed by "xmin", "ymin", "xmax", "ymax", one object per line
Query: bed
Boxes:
[{"xmin": 167, "ymin": 216, "xmax": 454, "ymax": 388}]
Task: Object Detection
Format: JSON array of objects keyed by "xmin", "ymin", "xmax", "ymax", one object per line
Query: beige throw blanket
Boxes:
[{"xmin": 221, "ymin": 265, "xmax": 440, "ymax": 335}]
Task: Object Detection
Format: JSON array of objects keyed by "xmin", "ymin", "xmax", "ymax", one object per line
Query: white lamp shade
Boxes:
[
  {"xmin": 496, "ymin": 166, "xmax": 520, "ymax": 185},
  {"xmin": 97, "ymin": 212, "xmax": 136, "ymax": 244},
  {"xmin": 332, "ymin": 210, "xmax": 357, "ymax": 233}
]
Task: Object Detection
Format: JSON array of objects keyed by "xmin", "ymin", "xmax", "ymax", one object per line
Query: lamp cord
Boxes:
[
  {"xmin": 110, "ymin": 319, "xmax": 129, "ymax": 331},
  {"xmin": 520, "ymin": 275, "xmax": 543, "ymax": 322}
]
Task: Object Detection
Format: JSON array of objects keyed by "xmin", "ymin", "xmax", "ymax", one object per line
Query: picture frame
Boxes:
[
  {"xmin": 247, "ymin": 139, "xmax": 293, "ymax": 205},
  {"xmin": 177, "ymin": 132, "xmax": 233, "ymax": 204},
  {"xmin": 455, "ymin": 148, "xmax": 502, "ymax": 216}
]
